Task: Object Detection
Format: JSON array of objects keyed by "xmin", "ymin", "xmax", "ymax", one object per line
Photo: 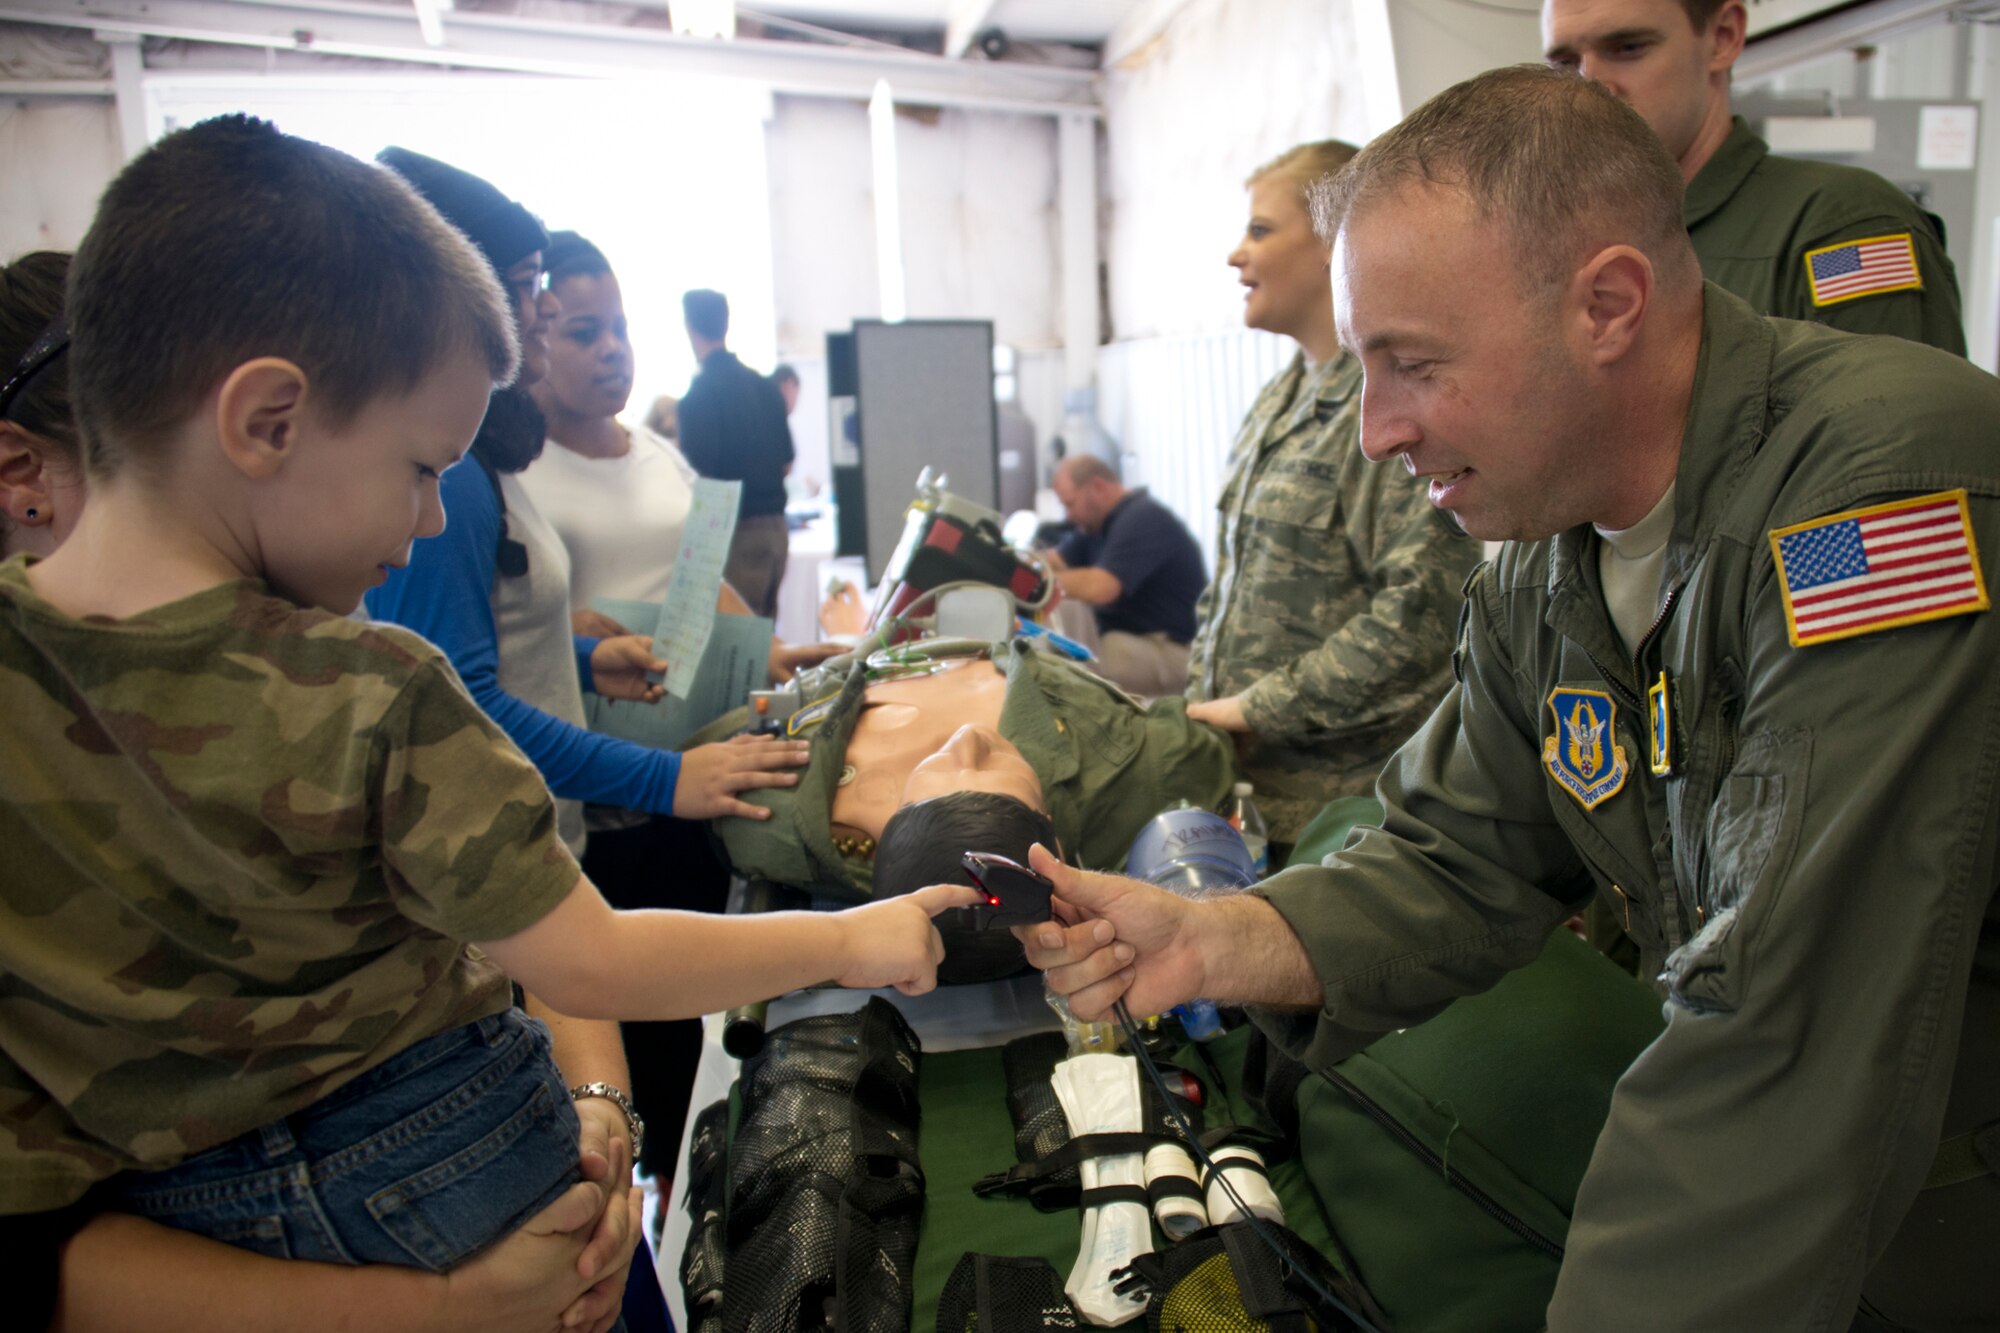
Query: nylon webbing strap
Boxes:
[
  {"xmin": 1145, "ymin": 1177, "xmax": 1202, "ymax": 1206},
  {"xmin": 1922, "ymin": 1118, "xmax": 2000, "ymax": 1189},
  {"xmin": 974, "ymin": 1125, "xmax": 1277, "ymax": 1197},
  {"xmin": 1077, "ymin": 1184, "xmax": 1149, "ymax": 1210},
  {"xmin": 1199, "ymin": 1154, "xmax": 1270, "ymax": 1190},
  {"xmin": 973, "ymin": 1132, "xmax": 1170, "ymax": 1195}
]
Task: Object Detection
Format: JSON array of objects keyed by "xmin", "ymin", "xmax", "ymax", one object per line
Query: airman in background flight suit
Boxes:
[{"xmin": 1544, "ymin": 0, "xmax": 1965, "ymax": 353}]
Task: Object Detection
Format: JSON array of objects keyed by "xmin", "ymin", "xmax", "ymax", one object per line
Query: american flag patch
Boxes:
[
  {"xmin": 1770, "ymin": 491, "xmax": 1988, "ymax": 648},
  {"xmin": 1804, "ymin": 234, "xmax": 1921, "ymax": 307}
]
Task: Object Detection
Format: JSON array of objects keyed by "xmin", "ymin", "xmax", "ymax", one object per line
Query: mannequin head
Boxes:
[
  {"xmin": 874, "ymin": 788, "xmax": 1058, "ymax": 983},
  {"xmin": 829, "ymin": 660, "xmax": 1042, "ymax": 838}
]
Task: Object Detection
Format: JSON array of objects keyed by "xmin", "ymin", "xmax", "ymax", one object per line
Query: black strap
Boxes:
[
  {"xmin": 975, "ymin": 1124, "xmax": 1283, "ymax": 1198},
  {"xmin": 1077, "ymin": 1184, "xmax": 1149, "ymax": 1210},
  {"xmin": 1145, "ymin": 1176, "xmax": 1202, "ymax": 1206},
  {"xmin": 1201, "ymin": 1152, "xmax": 1270, "ymax": 1190},
  {"xmin": 975, "ymin": 1131, "xmax": 1173, "ymax": 1196}
]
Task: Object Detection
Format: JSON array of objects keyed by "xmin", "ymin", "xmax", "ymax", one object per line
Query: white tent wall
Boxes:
[
  {"xmin": 1, "ymin": 25, "xmax": 123, "ymax": 254},
  {"xmin": 1092, "ymin": 0, "xmax": 1538, "ymax": 556},
  {"xmin": 1093, "ymin": 0, "xmax": 1366, "ymax": 561},
  {"xmin": 764, "ymin": 93, "xmax": 1067, "ymax": 497}
]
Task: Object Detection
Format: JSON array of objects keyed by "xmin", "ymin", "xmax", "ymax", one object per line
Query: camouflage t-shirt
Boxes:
[{"xmin": 0, "ymin": 557, "xmax": 581, "ymax": 1212}]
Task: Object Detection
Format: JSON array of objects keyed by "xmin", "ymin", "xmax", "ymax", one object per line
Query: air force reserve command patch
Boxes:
[
  {"xmin": 1543, "ymin": 687, "xmax": 1630, "ymax": 810},
  {"xmin": 1804, "ymin": 233, "xmax": 1921, "ymax": 307},
  {"xmin": 1770, "ymin": 490, "xmax": 1989, "ymax": 648}
]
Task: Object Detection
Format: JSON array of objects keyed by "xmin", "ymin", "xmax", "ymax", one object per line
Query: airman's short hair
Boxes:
[
  {"xmin": 1678, "ymin": 0, "xmax": 1735, "ymax": 32},
  {"xmin": 1308, "ymin": 65, "xmax": 1694, "ymax": 296},
  {"xmin": 68, "ymin": 115, "xmax": 517, "ymax": 479}
]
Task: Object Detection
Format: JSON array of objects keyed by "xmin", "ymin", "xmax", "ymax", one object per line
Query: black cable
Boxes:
[{"xmin": 1112, "ymin": 999, "xmax": 1385, "ymax": 1333}]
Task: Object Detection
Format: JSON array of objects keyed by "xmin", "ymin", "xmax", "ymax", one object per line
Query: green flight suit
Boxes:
[
  {"xmin": 1253, "ymin": 287, "xmax": 1998, "ymax": 1329},
  {"xmin": 1186, "ymin": 351, "xmax": 1480, "ymax": 843},
  {"xmin": 1689, "ymin": 116, "xmax": 1965, "ymax": 354},
  {"xmin": 708, "ymin": 641, "xmax": 1236, "ymax": 899}
]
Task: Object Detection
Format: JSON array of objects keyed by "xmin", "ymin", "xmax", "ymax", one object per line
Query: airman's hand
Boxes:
[
  {"xmin": 1186, "ymin": 695, "xmax": 1251, "ymax": 735},
  {"xmin": 1012, "ymin": 843, "xmax": 1206, "ymax": 1021}
]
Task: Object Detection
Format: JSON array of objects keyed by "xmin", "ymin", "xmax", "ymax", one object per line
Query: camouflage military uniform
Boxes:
[
  {"xmin": 705, "ymin": 640, "xmax": 1237, "ymax": 897},
  {"xmin": 0, "ymin": 559, "xmax": 580, "ymax": 1213},
  {"xmin": 1187, "ymin": 351, "xmax": 1480, "ymax": 842}
]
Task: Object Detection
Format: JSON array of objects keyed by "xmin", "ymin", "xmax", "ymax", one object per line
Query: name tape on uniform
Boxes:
[
  {"xmin": 1804, "ymin": 233, "xmax": 1921, "ymax": 308},
  {"xmin": 1770, "ymin": 490, "xmax": 1989, "ymax": 648}
]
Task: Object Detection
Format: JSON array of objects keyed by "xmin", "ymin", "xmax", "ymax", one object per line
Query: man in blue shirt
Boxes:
[{"xmin": 1046, "ymin": 455, "xmax": 1206, "ymax": 696}]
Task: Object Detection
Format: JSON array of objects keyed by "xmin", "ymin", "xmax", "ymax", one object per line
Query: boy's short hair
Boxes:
[
  {"xmin": 68, "ymin": 115, "xmax": 518, "ymax": 478},
  {"xmin": 683, "ymin": 289, "xmax": 730, "ymax": 341}
]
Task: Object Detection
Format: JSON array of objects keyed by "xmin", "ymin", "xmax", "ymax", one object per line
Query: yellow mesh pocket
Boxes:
[{"xmin": 1158, "ymin": 1250, "xmax": 1274, "ymax": 1333}]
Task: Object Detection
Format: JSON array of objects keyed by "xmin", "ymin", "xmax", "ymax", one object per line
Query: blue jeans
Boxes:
[{"xmin": 116, "ymin": 1008, "xmax": 582, "ymax": 1272}]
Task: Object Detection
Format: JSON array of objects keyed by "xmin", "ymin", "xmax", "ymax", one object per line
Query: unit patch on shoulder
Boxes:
[
  {"xmin": 1543, "ymin": 687, "xmax": 1630, "ymax": 811},
  {"xmin": 1804, "ymin": 233, "xmax": 1921, "ymax": 307},
  {"xmin": 1770, "ymin": 490, "xmax": 1989, "ymax": 648}
]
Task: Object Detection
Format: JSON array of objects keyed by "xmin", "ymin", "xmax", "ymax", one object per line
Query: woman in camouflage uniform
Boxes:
[{"xmin": 1185, "ymin": 141, "xmax": 1480, "ymax": 853}]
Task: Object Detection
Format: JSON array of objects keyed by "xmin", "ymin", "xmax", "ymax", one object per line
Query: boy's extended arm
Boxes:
[{"xmin": 485, "ymin": 876, "xmax": 981, "ymax": 1022}]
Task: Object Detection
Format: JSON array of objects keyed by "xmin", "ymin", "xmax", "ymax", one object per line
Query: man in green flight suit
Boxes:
[
  {"xmin": 1023, "ymin": 66, "xmax": 1997, "ymax": 1331},
  {"xmin": 1544, "ymin": 0, "xmax": 1965, "ymax": 353}
]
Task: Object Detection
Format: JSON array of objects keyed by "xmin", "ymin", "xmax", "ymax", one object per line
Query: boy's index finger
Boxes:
[{"xmin": 909, "ymin": 884, "xmax": 984, "ymax": 916}]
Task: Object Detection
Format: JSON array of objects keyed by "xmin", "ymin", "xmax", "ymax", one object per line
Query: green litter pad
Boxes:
[{"xmin": 910, "ymin": 1027, "xmax": 1340, "ymax": 1333}]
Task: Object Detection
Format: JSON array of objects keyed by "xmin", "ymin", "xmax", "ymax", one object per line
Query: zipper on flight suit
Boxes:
[
  {"xmin": 1579, "ymin": 582, "xmax": 1688, "ymax": 949},
  {"xmin": 1322, "ymin": 1067, "xmax": 1566, "ymax": 1261}
]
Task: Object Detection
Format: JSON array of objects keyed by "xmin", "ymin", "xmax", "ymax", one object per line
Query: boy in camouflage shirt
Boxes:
[{"xmin": 0, "ymin": 117, "xmax": 968, "ymax": 1275}]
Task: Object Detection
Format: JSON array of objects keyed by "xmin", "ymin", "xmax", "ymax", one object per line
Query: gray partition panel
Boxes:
[{"xmin": 852, "ymin": 320, "xmax": 998, "ymax": 583}]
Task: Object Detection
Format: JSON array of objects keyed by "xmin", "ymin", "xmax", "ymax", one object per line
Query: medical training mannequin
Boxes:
[
  {"xmin": 828, "ymin": 659, "xmax": 1034, "ymax": 839},
  {"xmin": 706, "ymin": 642, "xmax": 1236, "ymax": 915}
]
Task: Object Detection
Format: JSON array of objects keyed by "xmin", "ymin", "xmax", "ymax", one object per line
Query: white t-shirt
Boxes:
[
  {"xmin": 1594, "ymin": 482, "xmax": 1677, "ymax": 660},
  {"xmin": 493, "ymin": 470, "xmax": 589, "ymax": 856},
  {"xmin": 519, "ymin": 423, "xmax": 698, "ymax": 612}
]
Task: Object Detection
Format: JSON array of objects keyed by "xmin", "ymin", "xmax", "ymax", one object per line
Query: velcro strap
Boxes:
[
  {"xmin": 1144, "ymin": 1176, "xmax": 1203, "ymax": 1206},
  {"xmin": 973, "ymin": 1131, "xmax": 1172, "ymax": 1196},
  {"xmin": 1200, "ymin": 1153, "xmax": 1270, "ymax": 1190},
  {"xmin": 1078, "ymin": 1184, "xmax": 1149, "ymax": 1210},
  {"xmin": 1923, "ymin": 1118, "xmax": 2000, "ymax": 1190}
]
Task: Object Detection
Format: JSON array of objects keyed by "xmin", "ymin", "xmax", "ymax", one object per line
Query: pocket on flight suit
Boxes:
[{"xmin": 1662, "ymin": 733, "xmax": 1810, "ymax": 1014}]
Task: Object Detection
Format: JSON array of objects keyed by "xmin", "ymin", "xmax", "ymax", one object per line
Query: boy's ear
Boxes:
[{"xmin": 214, "ymin": 358, "xmax": 312, "ymax": 479}]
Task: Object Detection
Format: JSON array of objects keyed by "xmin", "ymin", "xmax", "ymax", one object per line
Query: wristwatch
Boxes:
[{"xmin": 569, "ymin": 1081, "xmax": 645, "ymax": 1160}]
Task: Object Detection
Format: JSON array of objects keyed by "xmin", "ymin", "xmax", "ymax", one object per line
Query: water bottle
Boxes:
[{"xmin": 1227, "ymin": 782, "xmax": 1270, "ymax": 879}]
